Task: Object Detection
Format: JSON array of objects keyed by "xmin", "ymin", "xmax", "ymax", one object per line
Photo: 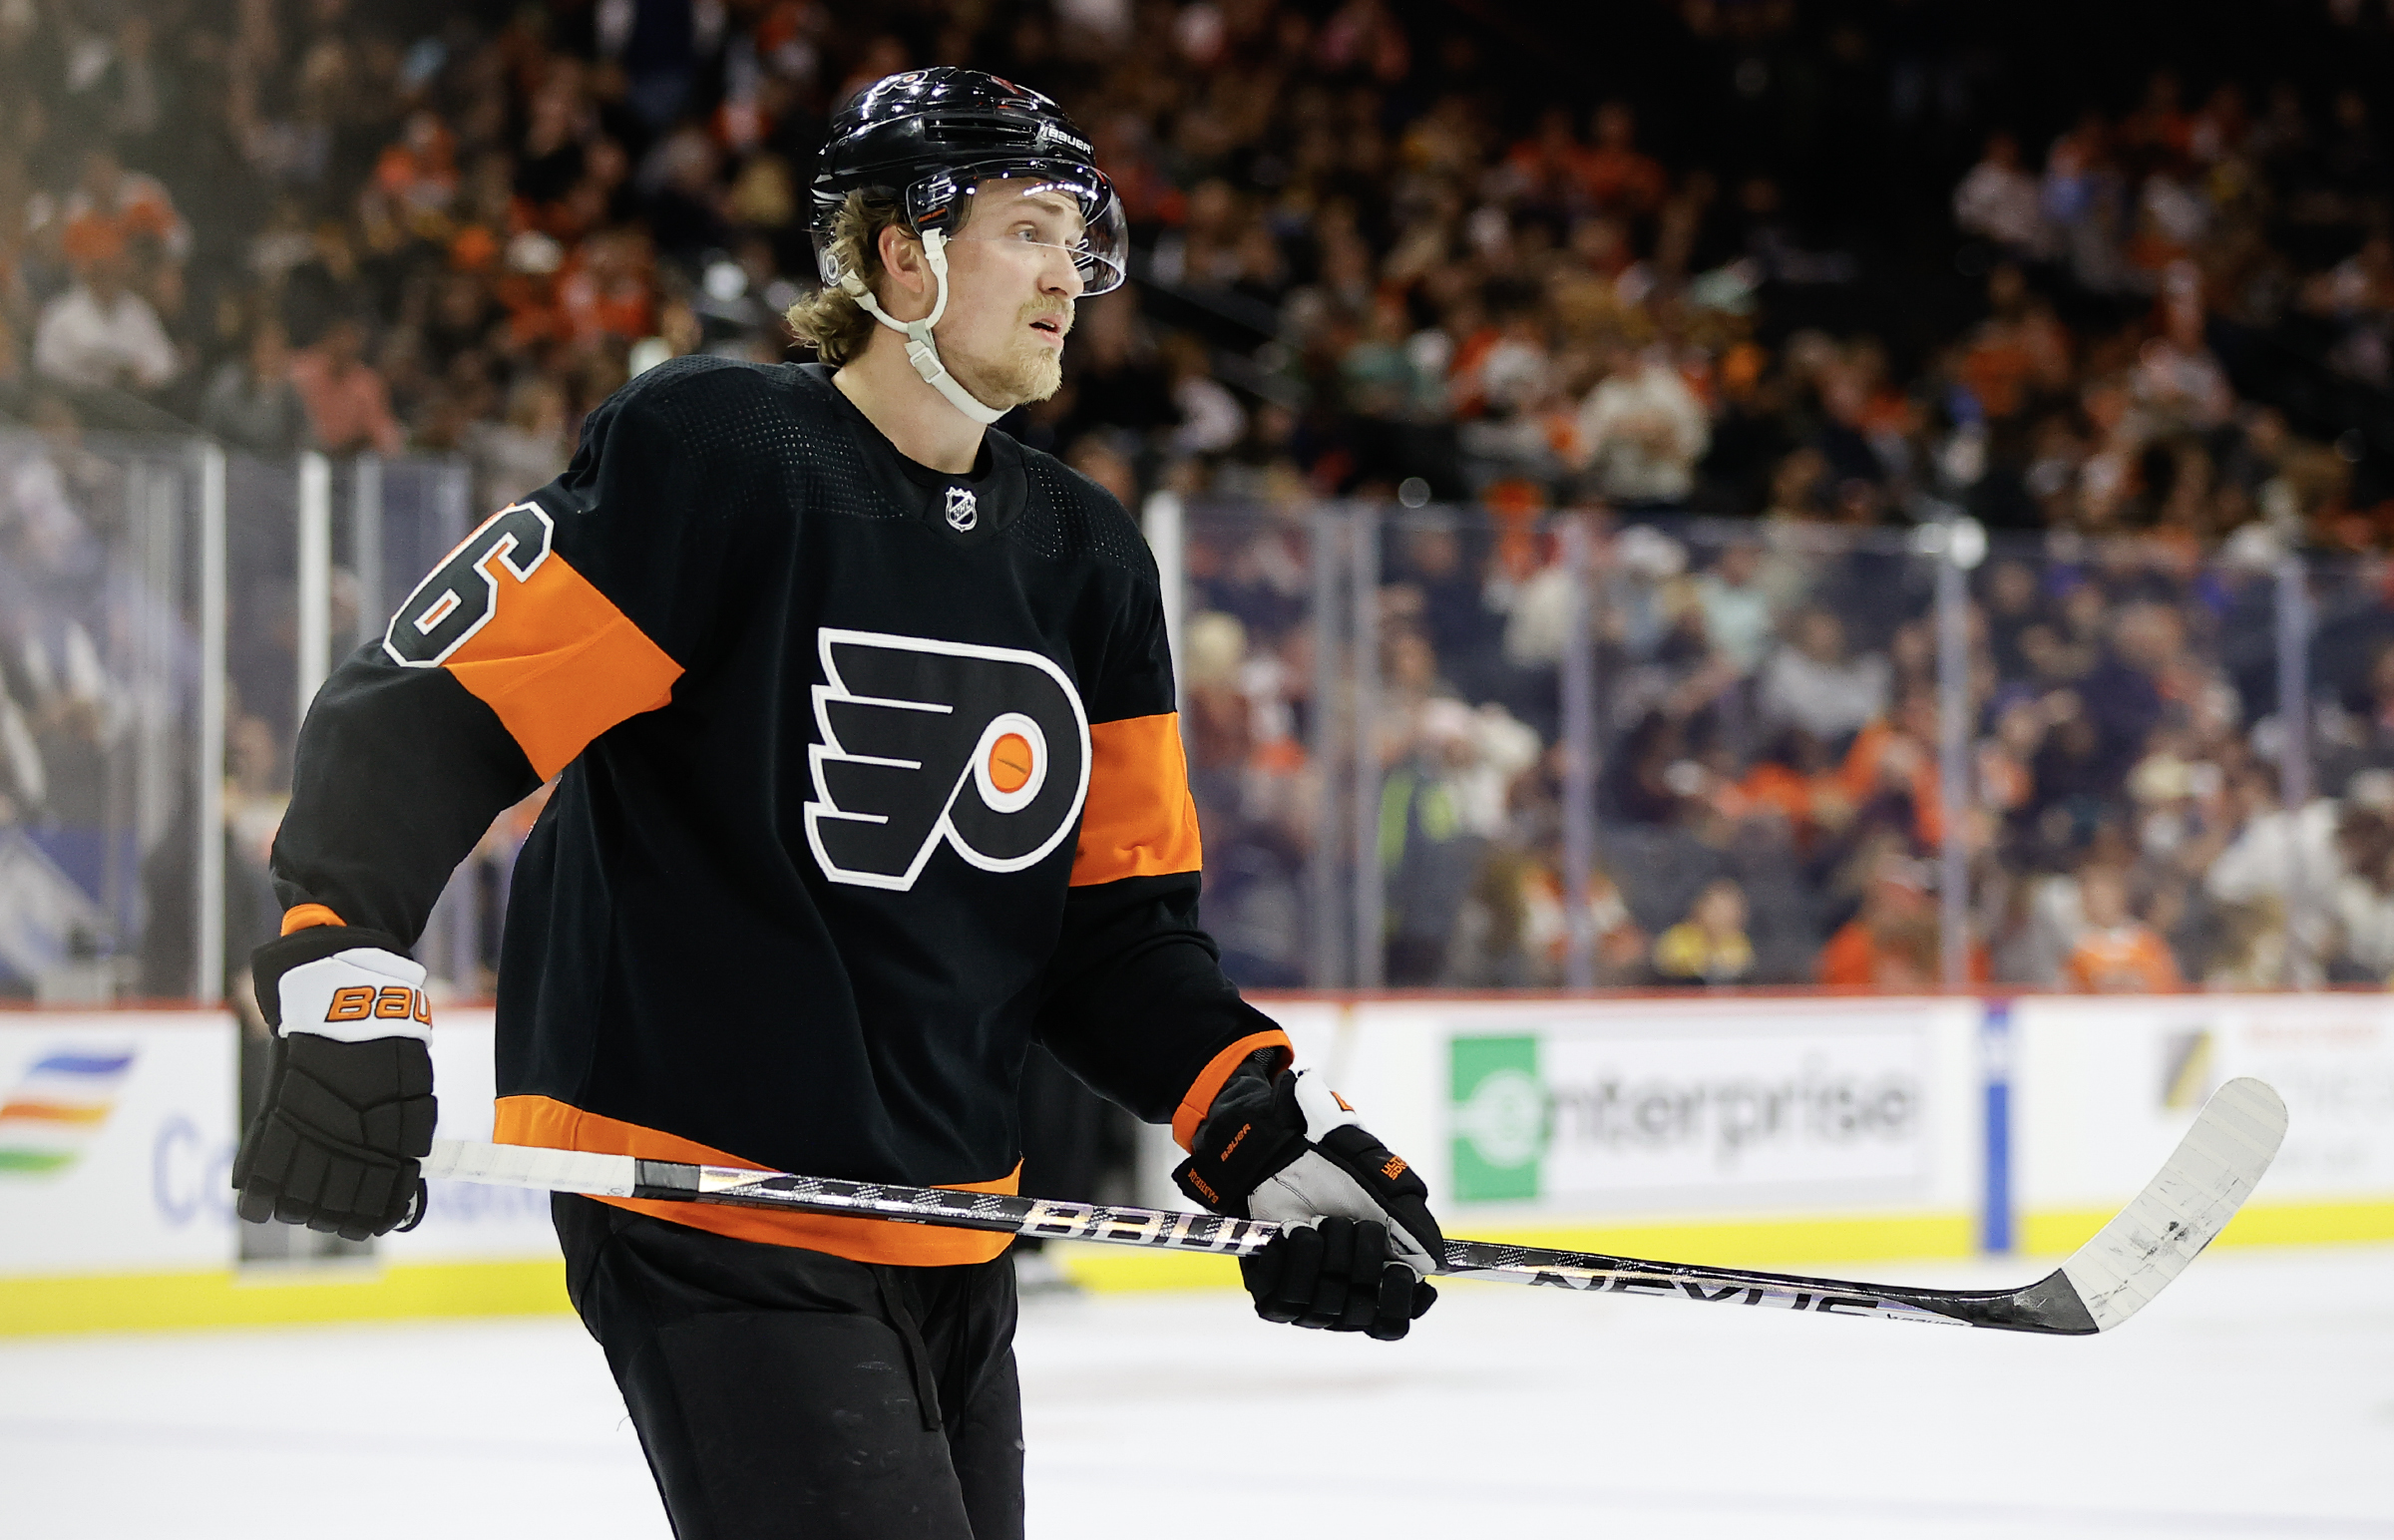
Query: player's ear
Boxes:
[{"xmin": 877, "ymin": 223, "xmax": 932, "ymax": 305}]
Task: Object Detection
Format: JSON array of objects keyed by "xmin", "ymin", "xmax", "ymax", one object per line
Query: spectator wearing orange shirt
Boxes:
[
  {"xmin": 59, "ymin": 148, "xmax": 190, "ymax": 267},
  {"xmin": 1091, "ymin": 111, "xmax": 1185, "ymax": 230},
  {"xmin": 2119, "ymin": 70, "xmax": 2195, "ymax": 165},
  {"xmin": 1834, "ymin": 687, "xmax": 1944, "ymax": 849},
  {"xmin": 553, "ymin": 227, "xmax": 657, "ymax": 344},
  {"xmin": 1578, "ymin": 102, "xmax": 1667, "ymax": 216},
  {"xmin": 56, "ymin": 149, "xmax": 189, "ymax": 323},
  {"xmin": 1959, "ymin": 265, "xmax": 2039, "ymax": 421},
  {"xmin": 1502, "ymin": 106, "xmax": 1595, "ymax": 210},
  {"xmin": 1817, "ymin": 852, "xmax": 1989, "ymax": 989},
  {"xmin": 2061, "ymin": 864, "xmax": 2183, "ymax": 993},
  {"xmin": 373, "ymin": 111, "xmax": 461, "ymax": 230},
  {"xmin": 1735, "ymin": 726, "xmax": 1851, "ymax": 847}
]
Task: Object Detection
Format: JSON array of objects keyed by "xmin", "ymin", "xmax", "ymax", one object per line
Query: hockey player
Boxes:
[{"xmin": 228, "ymin": 68, "xmax": 1443, "ymax": 1539}]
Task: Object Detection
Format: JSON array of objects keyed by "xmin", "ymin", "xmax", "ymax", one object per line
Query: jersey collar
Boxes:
[{"xmin": 799, "ymin": 362, "xmax": 1027, "ymax": 543}]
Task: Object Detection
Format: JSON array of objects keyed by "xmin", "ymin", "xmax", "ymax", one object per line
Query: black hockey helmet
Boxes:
[{"xmin": 809, "ymin": 68, "xmax": 1127, "ymax": 295}]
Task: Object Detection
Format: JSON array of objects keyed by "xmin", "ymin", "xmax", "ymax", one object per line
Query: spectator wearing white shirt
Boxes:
[
  {"xmin": 465, "ymin": 374, "xmax": 575, "ymax": 516},
  {"xmin": 2204, "ymin": 765, "xmax": 2343, "ymax": 976},
  {"xmin": 1160, "ymin": 333, "xmax": 1246, "ymax": 458},
  {"xmin": 1758, "ymin": 608, "xmax": 1890, "ymax": 745},
  {"xmin": 1693, "ymin": 540, "xmax": 1774, "ymax": 675},
  {"xmin": 2133, "ymin": 264, "xmax": 2235, "ymax": 436},
  {"xmin": 2206, "ymin": 798, "xmax": 2340, "ymax": 909},
  {"xmin": 2328, "ymin": 790, "xmax": 2394, "ymax": 980},
  {"xmin": 1574, "ymin": 341, "xmax": 1708, "ymax": 507},
  {"xmin": 32, "ymin": 245, "xmax": 178, "ymax": 394},
  {"xmin": 1953, "ymin": 132, "xmax": 2047, "ymax": 255}
]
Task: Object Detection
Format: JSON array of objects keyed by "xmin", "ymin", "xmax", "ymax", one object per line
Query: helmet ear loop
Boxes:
[{"xmin": 839, "ymin": 227, "xmax": 1005, "ymax": 426}]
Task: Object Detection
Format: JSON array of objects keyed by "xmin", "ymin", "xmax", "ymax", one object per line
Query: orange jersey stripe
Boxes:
[
  {"xmin": 492, "ymin": 1095, "xmax": 1020, "ymax": 1265},
  {"xmin": 1071, "ymin": 712, "xmax": 1202, "ymax": 886},
  {"xmin": 434, "ymin": 533, "xmax": 683, "ymax": 781},
  {"xmin": 279, "ymin": 903, "xmax": 345, "ymax": 935},
  {"xmin": 1171, "ymin": 1029, "xmax": 1294, "ymax": 1150}
]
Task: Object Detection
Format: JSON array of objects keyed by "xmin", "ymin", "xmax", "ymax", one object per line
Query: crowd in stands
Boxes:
[
  {"xmin": 4, "ymin": 0, "xmax": 2394, "ymax": 996},
  {"xmin": 1186, "ymin": 499, "xmax": 2394, "ymax": 993}
]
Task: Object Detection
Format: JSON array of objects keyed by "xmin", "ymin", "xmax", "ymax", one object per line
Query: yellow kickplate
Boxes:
[
  {"xmin": 2021, "ymin": 1198, "xmax": 2394, "ymax": 1258},
  {"xmin": 0, "ymin": 1259, "xmax": 572, "ymax": 1337}
]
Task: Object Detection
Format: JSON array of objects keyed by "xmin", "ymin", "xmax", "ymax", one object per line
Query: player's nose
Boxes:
[{"xmin": 1043, "ymin": 248, "xmax": 1084, "ymax": 301}]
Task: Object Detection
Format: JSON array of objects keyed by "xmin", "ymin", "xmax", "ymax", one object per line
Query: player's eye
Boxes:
[{"xmin": 1003, "ymin": 209, "xmax": 1086, "ymax": 248}]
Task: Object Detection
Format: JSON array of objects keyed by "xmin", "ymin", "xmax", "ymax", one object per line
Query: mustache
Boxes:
[{"xmin": 1023, "ymin": 302, "xmax": 1074, "ymax": 335}]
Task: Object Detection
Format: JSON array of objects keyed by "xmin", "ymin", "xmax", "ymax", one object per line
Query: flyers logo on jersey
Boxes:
[{"xmin": 805, "ymin": 628, "xmax": 1090, "ymax": 891}]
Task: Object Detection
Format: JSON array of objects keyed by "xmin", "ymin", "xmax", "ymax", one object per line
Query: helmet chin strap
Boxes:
[{"xmin": 838, "ymin": 229, "xmax": 1007, "ymax": 426}]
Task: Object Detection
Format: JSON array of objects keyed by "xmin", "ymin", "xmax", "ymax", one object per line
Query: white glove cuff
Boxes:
[
  {"xmin": 276, "ymin": 949, "xmax": 434, "ymax": 1044},
  {"xmin": 1287, "ymin": 1068, "xmax": 1364, "ymax": 1141}
]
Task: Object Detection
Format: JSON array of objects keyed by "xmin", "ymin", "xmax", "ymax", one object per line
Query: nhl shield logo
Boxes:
[{"xmin": 945, "ymin": 486, "xmax": 978, "ymax": 532}]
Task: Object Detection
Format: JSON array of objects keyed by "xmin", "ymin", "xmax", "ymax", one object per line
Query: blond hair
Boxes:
[{"xmin": 785, "ymin": 190, "xmax": 909, "ymax": 366}]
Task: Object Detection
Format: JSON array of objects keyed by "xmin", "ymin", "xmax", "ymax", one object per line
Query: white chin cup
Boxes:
[
  {"xmin": 276, "ymin": 948, "xmax": 434, "ymax": 1044},
  {"xmin": 840, "ymin": 229, "xmax": 1007, "ymax": 425}
]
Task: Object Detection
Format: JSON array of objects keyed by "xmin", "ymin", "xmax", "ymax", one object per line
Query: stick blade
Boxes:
[{"xmin": 2056, "ymin": 1076, "xmax": 2287, "ymax": 1333}]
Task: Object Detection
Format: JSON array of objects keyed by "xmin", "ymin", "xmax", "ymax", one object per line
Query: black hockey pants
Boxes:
[{"xmin": 555, "ymin": 1194, "xmax": 1025, "ymax": 1540}]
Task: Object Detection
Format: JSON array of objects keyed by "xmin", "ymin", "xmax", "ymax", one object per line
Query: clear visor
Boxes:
[
  {"xmin": 811, "ymin": 167, "xmax": 1129, "ymax": 297},
  {"xmin": 929, "ymin": 171, "xmax": 1128, "ymax": 295}
]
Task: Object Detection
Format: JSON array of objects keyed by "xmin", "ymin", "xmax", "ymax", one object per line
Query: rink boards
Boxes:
[{"xmin": 1, "ymin": 994, "xmax": 2389, "ymax": 1331}]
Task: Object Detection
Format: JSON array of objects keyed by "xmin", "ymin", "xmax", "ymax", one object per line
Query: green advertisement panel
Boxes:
[{"xmin": 1449, "ymin": 1033, "xmax": 1544, "ymax": 1202}]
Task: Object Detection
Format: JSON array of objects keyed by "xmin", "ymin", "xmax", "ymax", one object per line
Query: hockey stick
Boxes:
[{"xmin": 421, "ymin": 1076, "xmax": 2284, "ymax": 1337}]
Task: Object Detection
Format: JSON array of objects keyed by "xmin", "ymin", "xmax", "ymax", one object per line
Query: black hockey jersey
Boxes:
[{"xmin": 269, "ymin": 357, "xmax": 1289, "ymax": 1263}]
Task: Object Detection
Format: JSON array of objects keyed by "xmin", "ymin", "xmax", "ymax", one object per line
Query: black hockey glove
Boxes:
[
  {"xmin": 1174, "ymin": 1059, "xmax": 1442, "ymax": 1341},
  {"xmin": 230, "ymin": 925, "xmax": 437, "ymax": 1242}
]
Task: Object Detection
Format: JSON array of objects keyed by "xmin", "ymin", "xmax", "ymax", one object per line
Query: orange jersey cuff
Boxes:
[
  {"xmin": 280, "ymin": 903, "xmax": 346, "ymax": 935},
  {"xmin": 1171, "ymin": 1028, "xmax": 1294, "ymax": 1150}
]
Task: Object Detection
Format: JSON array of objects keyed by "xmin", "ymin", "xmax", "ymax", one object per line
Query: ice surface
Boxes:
[{"xmin": 2, "ymin": 1245, "xmax": 2389, "ymax": 1538}]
